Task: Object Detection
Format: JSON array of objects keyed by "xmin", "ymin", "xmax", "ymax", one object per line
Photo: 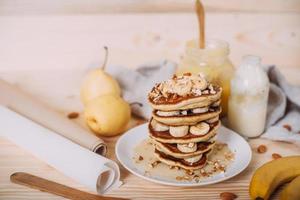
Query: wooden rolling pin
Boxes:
[
  {"xmin": 0, "ymin": 79, "xmax": 106, "ymax": 155},
  {"xmin": 11, "ymin": 172, "xmax": 127, "ymax": 200}
]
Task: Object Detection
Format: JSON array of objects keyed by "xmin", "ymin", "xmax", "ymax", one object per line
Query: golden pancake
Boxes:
[
  {"xmin": 152, "ymin": 139, "xmax": 215, "ymax": 159},
  {"xmin": 154, "ymin": 149, "xmax": 211, "ymax": 170},
  {"xmin": 152, "ymin": 107, "xmax": 221, "ymax": 126}
]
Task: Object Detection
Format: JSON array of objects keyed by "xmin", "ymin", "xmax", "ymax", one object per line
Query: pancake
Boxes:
[
  {"xmin": 149, "ymin": 120, "xmax": 220, "ymax": 144},
  {"xmin": 148, "ymin": 88, "xmax": 222, "ymax": 111},
  {"xmin": 154, "ymin": 100, "xmax": 221, "ymax": 117},
  {"xmin": 154, "ymin": 149, "xmax": 210, "ymax": 170},
  {"xmin": 152, "ymin": 139, "xmax": 215, "ymax": 159},
  {"xmin": 152, "ymin": 107, "xmax": 221, "ymax": 126}
]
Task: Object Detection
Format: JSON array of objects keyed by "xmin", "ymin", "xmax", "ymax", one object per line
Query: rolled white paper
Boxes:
[
  {"xmin": 0, "ymin": 106, "xmax": 122, "ymax": 194},
  {"xmin": 0, "ymin": 79, "xmax": 106, "ymax": 155}
]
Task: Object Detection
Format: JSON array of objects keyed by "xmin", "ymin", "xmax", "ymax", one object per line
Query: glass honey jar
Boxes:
[{"xmin": 177, "ymin": 39, "xmax": 235, "ymax": 116}]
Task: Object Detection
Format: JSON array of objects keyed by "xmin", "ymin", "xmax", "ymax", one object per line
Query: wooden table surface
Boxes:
[{"xmin": 1, "ymin": 6, "xmax": 300, "ymax": 199}]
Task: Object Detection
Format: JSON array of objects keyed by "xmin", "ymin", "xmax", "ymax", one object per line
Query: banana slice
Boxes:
[
  {"xmin": 192, "ymin": 75, "xmax": 208, "ymax": 90},
  {"xmin": 180, "ymin": 110, "xmax": 188, "ymax": 115},
  {"xmin": 184, "ymin": 154, "xmax": 203, "ymax": 164},
  {"xmin": 173, "ymin": 80, "xmax": 192, "ymax": 96},
  {"xmin": 169, "ymin": 126, "xmax": 189, "ymax": 137},
  {"xmin": 177, "ymin": 143, "xmax": 197, "ymax": 153},
  {"xmin": 206, "ymin": 116, "xmax": 219, "ymax": 124},
  {"xmin": 212, "ymin": 100, "xmax": 221, "ymax": 107},
  {"xmin": 156, "ymin": 110, "xmax": 180, "ymax": 117},
  {"xmin": 151, "ymin": 119, "xmax": 169, "ymax": 132},
  {"xmin": 192, "ymin": 107, "xmax": 209, "ymax": 114},
  {"xmin": 190, "ymin": 122, "xmax": 210, "ymax": 136}
]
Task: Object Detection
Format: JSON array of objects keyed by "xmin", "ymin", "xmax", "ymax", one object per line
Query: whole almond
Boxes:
[
  {"xmin": 283, "ymin": 124, "xmax": 292, "ymax": 132},
  {"xmin": 67, "ymin": 112, "xmax": 79, "ymax": 119},
  {"xmin": 257, "ymin": 145, "xmax": 267, "ymax": 153},
  {"xmin": 220, "ymin": 192, "xmax": 237, "ymax": 200},
  {"xmin": 272, "ymin": 153, "xmax": 282, "ymax": 160},
  {"xmin": 138, "ymin": 156, "xmax": 144, "ymax": 161}
]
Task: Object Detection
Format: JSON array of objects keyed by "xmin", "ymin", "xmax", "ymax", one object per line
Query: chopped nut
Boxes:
[
  {"xmin": 169, "ymin": 165, "xmax": 175, "ymax": 169},
  {"xmin": 193, "ymin": 174, "xmax": 200, "ymax": 178},
  {"xmin": 181, "ymin": 110, "xmax": 188, "ymax": 115},
  {"xmin": 220, "ymin": 192, "xmax": 237, "ymax": 200},
  {"xmin": 183, "ymin": 72, "xmax": 192, "ymax": 76},
  {"xmin": 210, "ymin": 90, "xmax": 216, "ymax": 94},
  {"xmin": 144, "ymin": 171, "xmax": 150, "ymax": 176},
  {"xmin": 183, "ymin": 176, "xmax": 192, "ymax": 181},
  {"xmin": 67, "ymin": 112, "xmax": 79, "ymax": 119},
  {"xmin": 257, "ymin": 145, "xmax": 267, "ymax": 153},
  {"xmin": 150, "ymin": 160, "xmax": 160, "ymax": 168},
  {"xmin": 185, "ymin": 170, "xmax": 194, "ymax": 176},
  {"xmin": 176, "ymin": 176, "xmax": 183, "ymax": 181},
  {"xmin": 283, "ymin": 124, "xmax": 292, "ymax": 132},
  {"xmin": 138, "ymin": 156, "xmax": 144, "ymax": 161},
  {"xmin": 194, "ymin": 177, "xmax": 200, "ymax": 183},
  {"xmin": 272, "ymin": 153, "xmax": 282, "ymax": 160},
  {"xmin": 225, "ymin": 152, "xmax": 234, "ymax": 161}
]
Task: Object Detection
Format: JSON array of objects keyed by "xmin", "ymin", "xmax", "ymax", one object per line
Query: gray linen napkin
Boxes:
[
  {"xmin": 108, "ymin": 62, "xmax": 300, "ymax": 145},
  {"xmin": 262, "ymin": 65, "xmax": 300, "ymax": 145},
  {"xmin": 107, "ymin": 60, "xmax": 177, "ymax": 119}
]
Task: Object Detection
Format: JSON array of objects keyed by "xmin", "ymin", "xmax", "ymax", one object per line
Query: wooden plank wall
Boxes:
[
  {"xmin": 0, "ymin": 0, "xmax": 299, "ymax": 83},
  {"xmin": 1, "ymin": 0, "xmax": 300, "ymax": 14}
]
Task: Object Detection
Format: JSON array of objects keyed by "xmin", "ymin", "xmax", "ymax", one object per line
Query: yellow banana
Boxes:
[
  {"xmin": 249, "ymin": 156, "xmax": 300, "ymax": 200},
  {"xmin": 280, "ymin": 175, "xmax": 300, "ymax": 200}
]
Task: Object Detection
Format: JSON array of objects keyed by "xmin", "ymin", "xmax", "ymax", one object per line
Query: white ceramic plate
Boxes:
[{"xmin": 116, "ymin": 124, "xmax": 252, "ymax": 186}]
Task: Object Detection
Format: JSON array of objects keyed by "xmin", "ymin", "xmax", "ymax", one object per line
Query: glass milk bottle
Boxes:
[
  {"xmin": 177, "ymin": 39, "xmax": 235, "ymax": 116},
  {"xmin": 228, "ymin": 55, "xmax": 269, "ymax": 138}
]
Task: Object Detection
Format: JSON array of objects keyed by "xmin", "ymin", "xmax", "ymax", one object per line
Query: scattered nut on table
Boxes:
[
  {"xmin": 67, "ymin": 112, "xmax": 79, "ymax": 119},
  {"xmin": 220, "ymin": 192, "xmax": 237, "ymax": 200},
  {"xmin": 283, "ymin": 124, "xmax": 292, "ymax": 132},
  {"xmin": 257, "ymin": 145, "xmax": 267, "ymax": 153},
  {"xmin": 272, "ymin": 153, "xmax": 282, "ymax": 160}
]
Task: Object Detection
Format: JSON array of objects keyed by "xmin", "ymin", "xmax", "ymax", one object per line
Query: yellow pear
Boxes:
[
  {"xmin": 81, "ymin": 47, "xmax": 121, "ymax": 105},
  {"xmin": 84, "ymin": 94, "xmax": 131, "ymax": 137}
]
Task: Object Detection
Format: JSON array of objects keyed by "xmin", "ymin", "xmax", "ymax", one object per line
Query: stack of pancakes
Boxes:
[{"xmin": 147, "ymin": 73, "xmax": 222, "ymax": 170}]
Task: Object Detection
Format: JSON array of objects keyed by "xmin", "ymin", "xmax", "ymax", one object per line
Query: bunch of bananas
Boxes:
[{"xmin": 249, "ymin": 156, "xmax": 300, "ymax": 200}]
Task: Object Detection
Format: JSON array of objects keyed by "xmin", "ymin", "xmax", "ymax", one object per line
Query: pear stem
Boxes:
[
  {"xmin": 101, "ymin": 46, "xmax": 109, "ymax": 71},
  {"xmin": 195, "ymin": 0, "xmax": 205, "ymax": 49}
]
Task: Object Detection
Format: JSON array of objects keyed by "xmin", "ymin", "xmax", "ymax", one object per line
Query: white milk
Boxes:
[{"xmin": 228, "ymin": 56, "xmax": 269, "ymax": 138}]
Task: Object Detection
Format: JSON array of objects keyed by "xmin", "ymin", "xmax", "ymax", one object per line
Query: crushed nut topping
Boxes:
[
  {"xmin": 149, "ymin": 160, "xmax": 161, "ymax": 168},
  {"xmin": 138, "ymin": 156, "xmax": 144, "ymax": 161},
  {"xmin": 148, "ymin": 73, "xmax": 213, "ymax": 102}
]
